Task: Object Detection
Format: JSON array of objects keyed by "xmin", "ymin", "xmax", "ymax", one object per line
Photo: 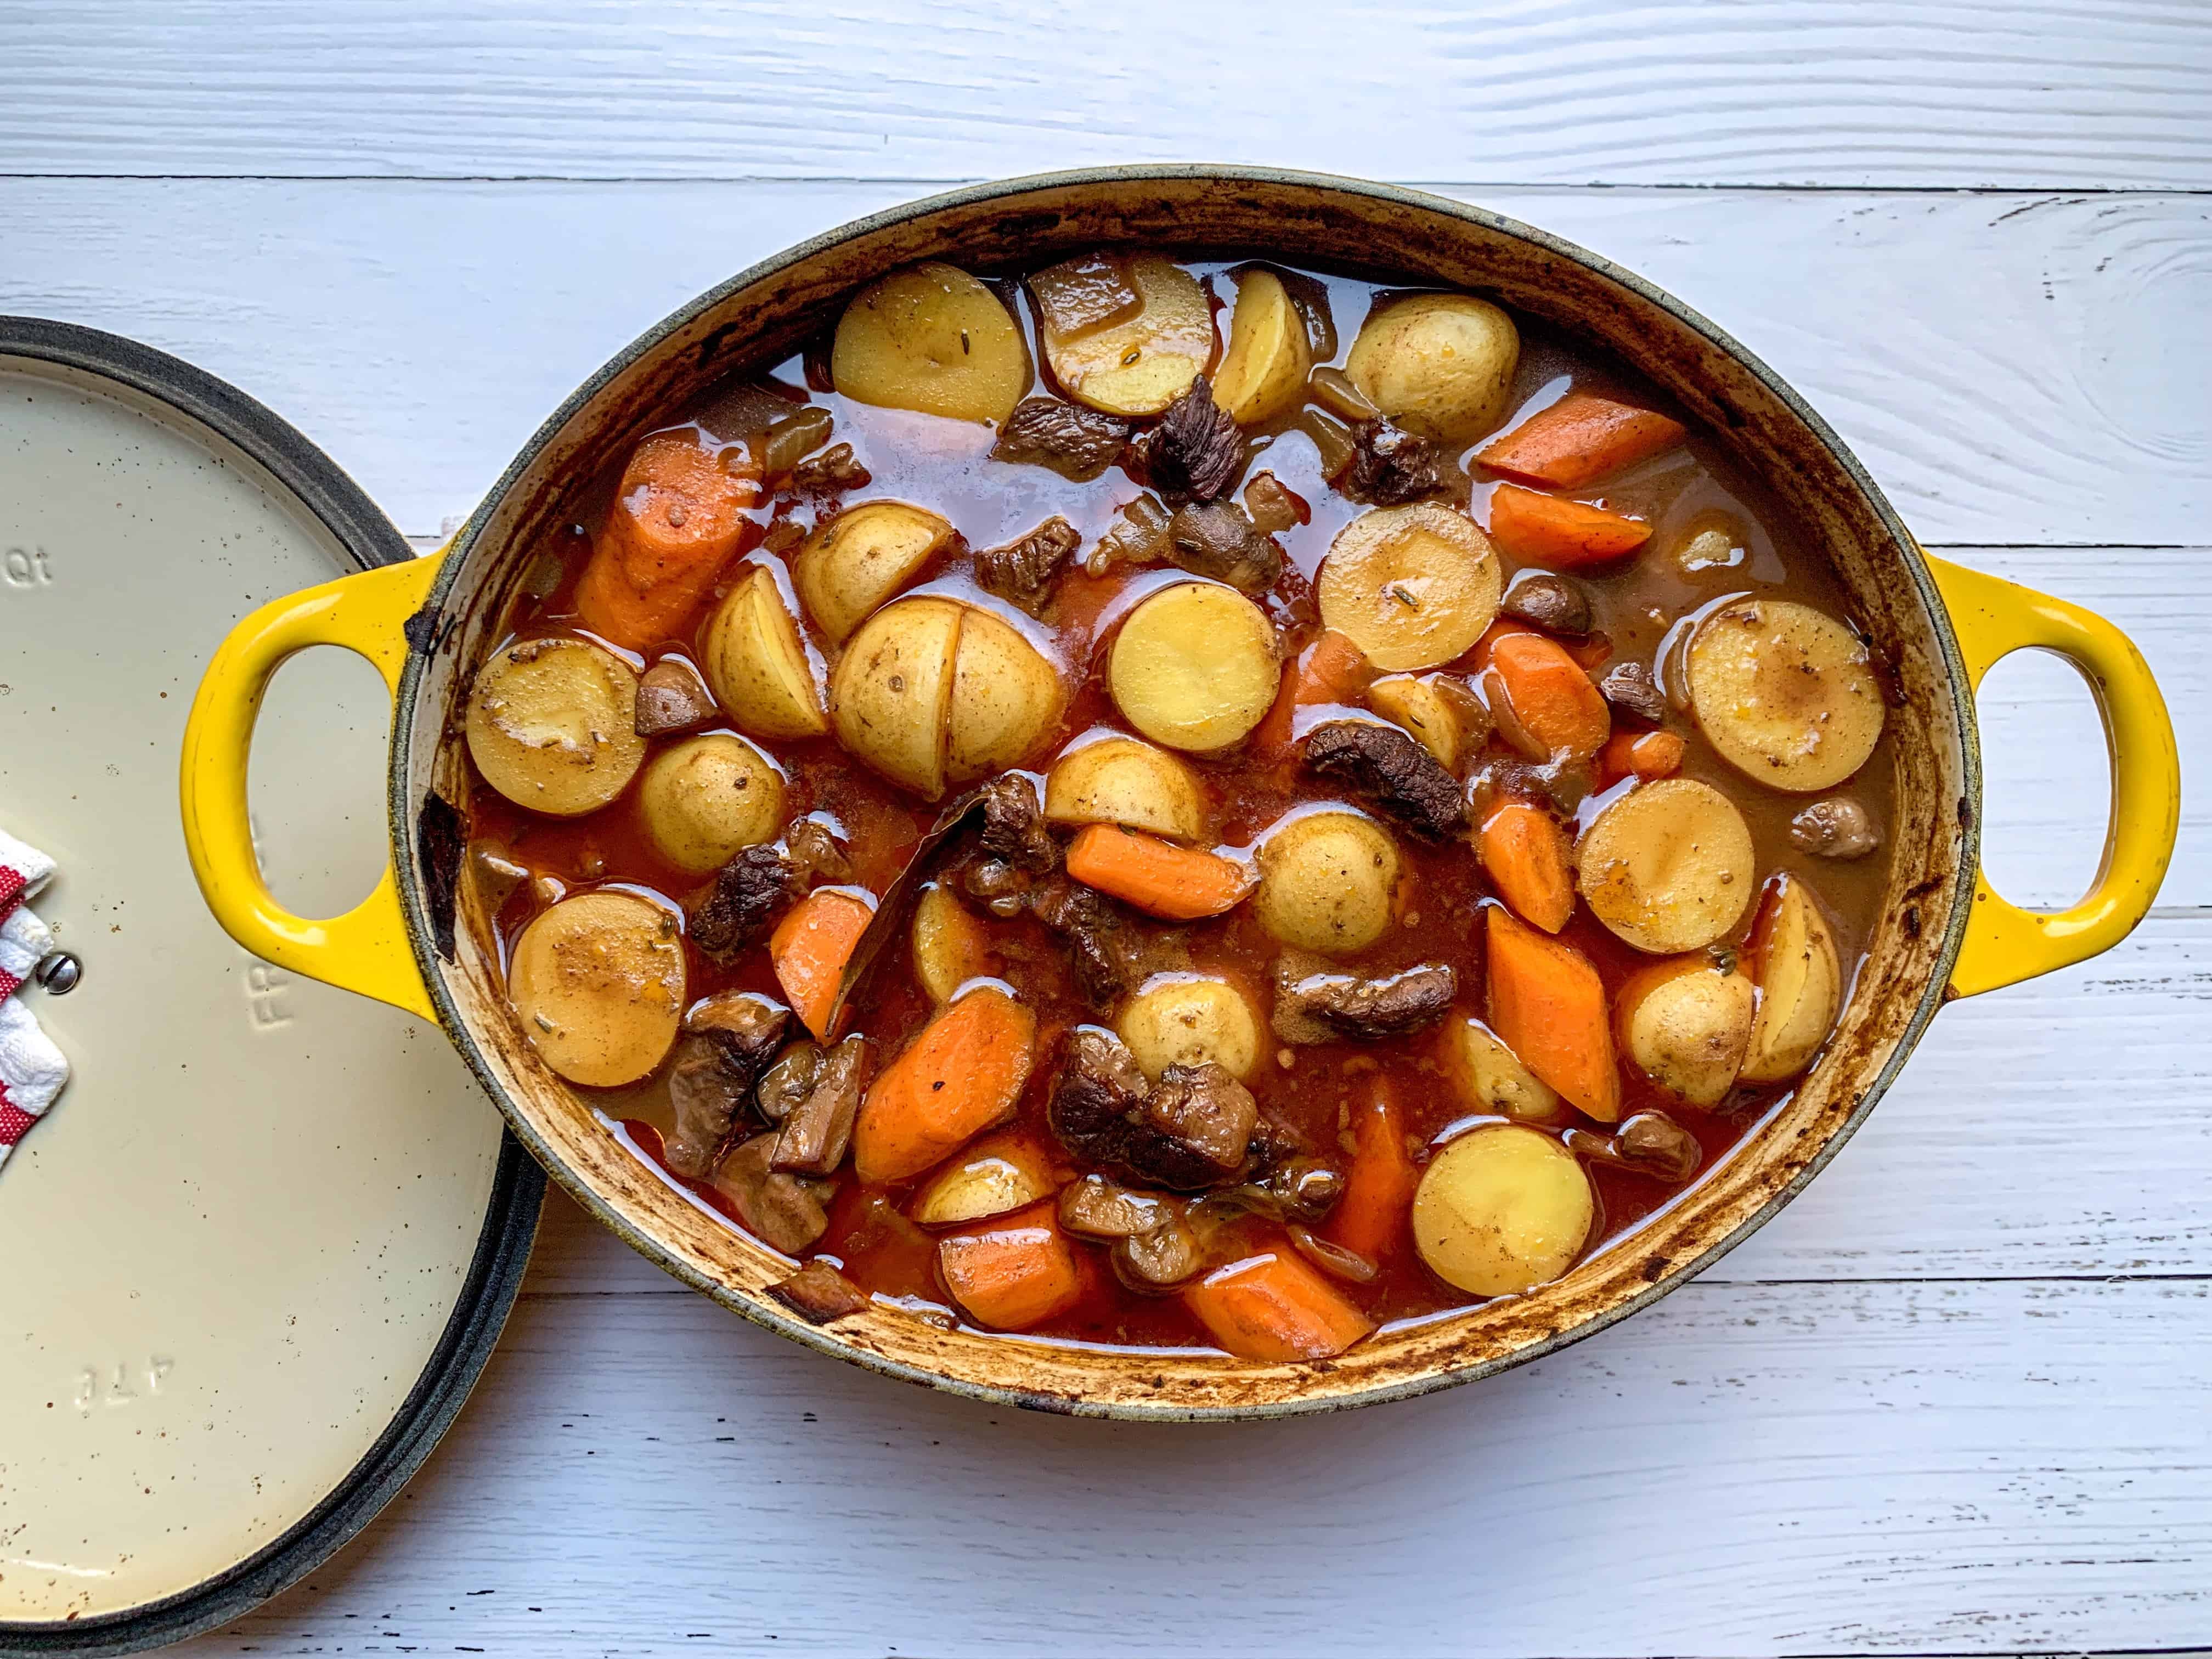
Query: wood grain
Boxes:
[{"xmin": 8, "ymin": 0, "xmax": 2210, "ymax": 189}]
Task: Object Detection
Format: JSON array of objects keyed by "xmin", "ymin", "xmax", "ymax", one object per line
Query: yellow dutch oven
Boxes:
[{"xmin": 179, "ymin": 168, "xmax": 2181, "ymax": 1420}]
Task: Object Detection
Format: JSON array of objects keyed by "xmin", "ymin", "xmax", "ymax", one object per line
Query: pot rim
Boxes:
[{"xmin": 391, "ymin": 165, "xmax": 1980, "ymax": 1421}]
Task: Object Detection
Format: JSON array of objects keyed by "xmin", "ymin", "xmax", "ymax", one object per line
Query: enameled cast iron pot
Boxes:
[{"xmin": 178, "ymin": 168, "xmax": 2181, "ymax": 1420}]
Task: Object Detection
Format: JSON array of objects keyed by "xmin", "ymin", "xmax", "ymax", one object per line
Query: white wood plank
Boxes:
[
  {"xmin": 2, "ymin": 181, "xmax": 2205, "ymax": 549},
  {"xmin": 9, "ymin": 0, "xmax": 2210, "ymax": 189},
  {"xmin": 170, "ymin": 1276, "xmax": 2212, "ymax": 1658}
]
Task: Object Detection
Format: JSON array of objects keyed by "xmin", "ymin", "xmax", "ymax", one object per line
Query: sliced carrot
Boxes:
[
  {"xmin": 1485, "ymin": 906, "xmax": 1620, "ymax": 1122},
  {"xmin": 1183, "ymin": 1249, "xmax": 1377, "ymax": 1363},
  {"xmin": 575, "ymin": 432, "xmax": 760, "ymax": 651},
  {"xmin": 1598, "ymin": 729, "xmax": 1686, "ymax": 787},
  {"xmin": 1256, "ymin": 629, "xmax": 1374, "ymax": 751},
  {"xmin": 853, "ymin": 987, "xmax": 1037, "ymax": 1185},
  {"xmin": 1484, "ymin": 631, "xmax": 1611, "ymax": 760},
  {"xmin": 937, "ymin": 1202, "xmax": 1081, "ymax": 1330},
  {"xmin": 1064, "ymin": 824, "xmax": 1253, "ymax": 921},
  {"xmin": 769, "ymin": 888, "xmax": 873, "ymax": 1040},
  {"xmin": 1479, "ymin": 802, "xmax": 1576, "ymax": 933},
  {"xmin": 1471, "ymin": 617, "xmax": 1610, "ymax": 674},
  {"xmin": 1325, "ymin": 1076, "xmax": 1419, "ymax": 1265},
  {"xmin": 1477, "ymin": 393, "xmax": 1686, "ymax": 490},
  {"xmin": 1488, "ymin": 484, "xmax": 1651, "ymax": 570}
]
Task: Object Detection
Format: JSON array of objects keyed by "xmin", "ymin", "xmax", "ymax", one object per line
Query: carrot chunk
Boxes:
[
  {"xmin": 575, "ymin": 432, "xmax": 760, "ymax": 650},
  {"xmin": 1325, "ymin": 1076, "xmax": 1419, "ymax": 1265},
  {"xmin": 1485, "ymin": 906, "xmax": 1620, "ymax": 1122},
  {"xmin": 1484, "ymin": 631, "xmax": 1611, "ymax": 760},
  {"xmin": 1064, "ymin": 823, "xmax": 1253, "ymax": 921},
  {"xmin": 769, "ymin": 887, "xmax": 873, "ymax": 1040},
  {"xmin": 1488, "ymin": 484, "xmax": 1651, "ymax": 570},
  {"xmin": 1184, "ymin": 1249, "xmax": 1378, "ymax": 1362},
  {"xmin": 1598, "ymin": 729, "xmax": 1686, "ymax": 786},
  {"xmin": 853, "ymin": 988, "xmax": 1037, "ymax": 1185},
  {"xmin": 1479, "ymin": 801, "xmax": 1576, "ymax": 933},
  {"xmin": 938, "ymin": 1202, "xmax": 1081, "ymax": 1330},
  {"xmin": 1477, "ymin": 393, "xmax": 1686, "ymax": 489},
  {"xmin": 1256, "ymin": 629, "xmax": 1374, "ymax": 751}
]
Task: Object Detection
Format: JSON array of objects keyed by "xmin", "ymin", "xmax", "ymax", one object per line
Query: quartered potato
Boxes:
[
  {"xmin": 1318, "ymin": 504, "xmax": 1502, "ymax": 672},
  {"xmin": 1616, "ymin": 958, "xmax": 1756, "ymax": 1107},
  {"xmin": 912, "ymin": 880, "xmax": 997, "ymax": 1004},
  {"xmin": 1366, "ymin": 673, "xmax": 1466, "ymax": 767},
  {"xmin": 1042, "ymin": 252, "xmax": 1215, "ymax": 417},
  {"xmin": 1741, "ymin": 874, "xmax": 1843, "ymax": 1082},
  {"xmin": 830, "ymin": 596, "xmax": 962, "ymax": 797},
  {"xmin": 1045, "ymin": 734, "xmax": 1207, "ymax": 842},
  {"xmin": 507, "ymin": 891, "xmax": 686, "ymax": 1088},
  {"xmin": 1412, "ymin": 1124, "xmax": 1593, "ymax": 1297},
  {"xmin": 1108, "ymin": 581, "xmax": 1279, "ymax": 753},
  {"xmin": 1212, "ymin": 268, "xmax": 1312, "ymax": 427},
  {"xmin": 796, "ymin": 500, "xmax": 955, "ymax": 644},
  {"xmin": 910, "ymin": 1132, "xmax": 1056, "ymax": 1227},
  {"xmin": 946, "ymin": 605, "xmax": 1066, "ymax": 786},
  {"xmin": 830, "ymin": 262, "xmax": 1029, "ymax": 426},
  {"xmin": 635, "ymin": 733, "xmax": 786, "ymax": 876},
  {"xmin": 1446, "ymin": 1016, "xmax": 1565, "ymax": 1124},
  {"xmin": 1345, "ymin": 293, "xmax": 1521, "ymax": 443},
  {"xmin": 1254, "ymin": 809, "xmax": 1400, "ymax": 955},
  {"xmin": 699, "ymin": 565, "xmax": 828, "ymax": 741},
  {"xmin": 465, "ymin": 635, "xmax": 647, "ymax": 816},
  {"xmin": 1577, "ymin": 778, "xmax": 1757, "ymax": 954},
  {"xmin": 1686, "ymin": 598, "xmax": 1886, "ymax": 792},
  {"xmin": 1118, "ymin": 975, "xmax": 1263, "ymax": 1082}
]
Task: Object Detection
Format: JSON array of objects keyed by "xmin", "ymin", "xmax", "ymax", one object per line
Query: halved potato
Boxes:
[
  {"xmin": 830, "ymin": 262, "xmax": 1029, "ymax": 426},
  {"xmin": 946, "ymin": 606, "xmax": 1067, "ymax": 784},
  {"xmin": 1345, "ymin": 293, "xmax": 1521, "ymax": 443},
  {"xmin": 1044, "ymin": 735, "xmax": 1206, "ymax": 842},
  {"xmin": 635, "ymin": 734, "xmax": 786, "ymax": 876},
  {"xmin": 830, "ymin": 596, "xmax": 961, "ymax": 798},
  {"xmin": 910, "ymin": 1131, "xmax": 1056, "ymax": 1227},
  {"xmin": 465, "ymin": 635, "xmax": 646, "ymax": 816},
  {"xmin": 1365, "ymin": 673, "xmax": 1465, "ymax": 767},
  {"xmin": 1318, "ymin": 504, "xmax": 1502, "ymax": 672},
  {"xmin": 1446, "ymin": 1016, "xmax": 1565, "ymax": 1123},
  {"xmin": 1117, "ymin": 974, "xmax": 1262, "ymax": 1081},
  {"xmin": 1412, "ymin": 1124, "xmax": 1592, "ymax": 1297},
  {"xmin": 699, "ymin": 565, "xmax": 828, "ymax": 741},
  {"xmin": 1108, "ymin": 581, "xmax": 1279, "ymax": 753},
  {"xmin": 1254, "ymin": 809, "xmax": 1400, "ymax": 955},
  {"xmin": 506, "ymin": 891, "xmax": 685, "ymax": 1088},
  {"xmin": 795, "ymin": 500, "xmax": 955, "ymax": 644},
  {"xmin": 1740, "ymin": 874, "xmax": 1843, "ymax": 1082},
  {"xmin": 1616, "ymin": 958, "xmax": 1756, "ymax": 1107},
  {"xmin": 911, "ymin": 880, "xmax": 996, "ymax": 1005},
  {"xmin": 1212, "ymin": 268, "xmax": 1312, "ymax": 427},
  {"xmin": 1042, "ymin": 253, "xmax": 1215, "ymax": 416},
  {"xmin": 1686, "ymin": 598, "xmax": 1886, "ymax": 792},
  {"xmin": 1576, "ymin": 778, "xmax": 1757, "ymax": 954}
]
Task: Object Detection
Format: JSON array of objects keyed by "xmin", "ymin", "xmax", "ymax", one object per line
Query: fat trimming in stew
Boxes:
[{"xmin": 459, "ymin": 252, "xmax": 1893, "ymax": 1359}]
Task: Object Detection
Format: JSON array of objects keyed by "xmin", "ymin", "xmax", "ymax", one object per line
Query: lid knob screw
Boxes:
[{"xmin": 33, "ymin": 951, "xmax": 82, "ymax": 995}]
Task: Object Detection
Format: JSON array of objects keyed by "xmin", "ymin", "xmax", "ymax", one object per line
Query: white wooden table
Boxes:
[{"xmin": 7, "ymin": 5, "xmax": 2207, "ymax": 1652}]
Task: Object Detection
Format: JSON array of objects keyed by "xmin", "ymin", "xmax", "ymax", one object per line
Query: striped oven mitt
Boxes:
[{"xmin": 0, "ymin": 830, "xmax": 69, "ymax": 1169}]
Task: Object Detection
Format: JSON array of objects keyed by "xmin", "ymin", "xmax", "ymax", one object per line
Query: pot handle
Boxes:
[
  {"xmin": 179, "ymin": 554, "xmax": 444, "ymax": 1023},
  {"xmin": 1929, "ymin": 555, "xmax": 2180, "ymax": 998}
]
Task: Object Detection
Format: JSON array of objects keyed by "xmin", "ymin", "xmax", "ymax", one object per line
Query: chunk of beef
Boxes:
[
  {"xmin": 791, "ymin": 442, "xmax": 871, "ymax": 494},
  {"xmin": 1274, "ymin": 960, "xmax": 1457, "ymax": 1044},
  {"xmin": 976, "ymin": 516, "xmax": 1081, "ymax": 614},
  {"xmin": 1791, "ymin": 797, "xmax": 1881, "ymax": 860},
  {"xmin": 1029, "ymin": 876, "xmax": 1170, "ymax": 1011},
  {"xmin": 1047, "ymin": 1026, "xmax": 1151, "ymax": 1165},
  {"xmin": 689, "ymin": 843, "xmax": 804, "ymax": 964},
  {"xmin": 1303, "ymin": 718, "xmax": 1468, "ymax": 842},
  {"xmin": 989, "ymin": 399, "xmax": 1133, "ymax": 482},
  {"xmin": 664, "ymin": 993, "xmax": 792, "ymax": 1178},
  {"xmin": 1596, "ymin": 661, "xmax": 1668, "ymax": 723},
  {"xmin": 785, "ymin": 817, "xmax": 854, "ymax": 885},
  {"xmin": 766, "ymin": 1259, "xmax": 871, "ymax": 1325},
  {"xmin": 754, "ymin": 1041, "xmax": 820, "ymax": 1124},
  {"xmin": 634, "ymin": 657, "xmax": 717, "ymax": 737},
  {"xmin": 1165, "ymin": 500, "xmax": 1283, "ymax": 591},
  {"xmin": 1500, "ymin": 572, "xmax": 1593, "ymax": 637},
  {"xmin": 1344, "ymin": 419, "xmax": 1439, "ymax": 505},
  {"xmin": 976, "ymin": 773, "xmax": 1059, "ymax": 873},
  {"xmin": 1121, "ymin": 1062, "xmax": 1261, "ymax": 1189},
  {"xmin": 771, "ymin": 1033, "xmax": 870, "ymax": 1177},
  {"xmin": 1135, "ymin": 379, "xmax": 1244, "ymax": 500},
  {"xmin": 709, "ymin": 1132, "xmax": 836, "ymax": 1255}
]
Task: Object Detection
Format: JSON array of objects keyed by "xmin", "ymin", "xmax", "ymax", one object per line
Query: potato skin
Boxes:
[
  {"xmin": 1615, "ymin": 958, "xmax": 1755, "ymax": 1107},
  {"xmin": 1254, "ymin": 809, "xmax": 1400, "ymax": 955},
  {"xmin": 911, "ymin": 880, "xmax": 995, "ymax": 1005},
  {"xmin": 1118, "ymin": 975, "xmax": 1263, "ymax": 1081},
  {"xmin": 1212, "ymin": 268, "xmax": 1312, "ymax": 427},
  {"xmin": 1045, "ymin": 735, "xmax": 1207, "ymax": 842},
  {"xmin": 1740, "ymin": 874, "xmax": 1843, "ymax": 1082},
  {"xmin": 1345, "ymin": 294, "xmax": 1521, "ymax": 443},
  {"xmin": 831, "ymin": 262, "xmax": 1029, "ymax": 425},
  {"xmin": 946, "ymin": 605, "xmax": 1066, "ymax": 784},
  {"xmin": 635, "ymin": 733, "xmax": 786, "ymax": 876},
  {"xmin": 1576, "ymin": 778, "xmax": 1757, "ymax": 954},
  {"xmin": 1366, "ymin": 674, "xmax": 1465, "ymax": 766},
  {"xmin": 910, "ymin": 1133, "xmax": 1052, "ymax": 1227},
  {"xmin": 1108, "ymin": 582, "xmax": 1279, "ymax": 753},
  {"xmin": 1318, "ymin": 504, "xmax": 1502, "ymax": 673},
  {"xmin": 700, "ymin": 565, "xmax": 827, "ymax": 741},
  {"xmin": 797, "ymin": 500, "xmax": 955, "ymax": 645},
  {"xmin": 1686, "ymin": 597, "xmax": 1885, "ymax": 792},
  {"xmin": 465, "ymin": 635, "xmax": 646, "ymax": 816},
  {"xmin": 1412, "ymin": 1124, "xmax": 1593, "ymax": 1296},
  {"xmin": 830, "ymin": 596, "xmax": 962, "ymax": 798},
  {"xmin": 507, "ymin": 891, "xmax": 686, "ymax": 1087},
  {"xmin": 1446, "ymin": 1016, "xmax": 1565, "ymax": 1123}
]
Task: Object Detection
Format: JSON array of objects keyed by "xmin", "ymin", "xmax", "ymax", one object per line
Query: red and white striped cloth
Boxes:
[{"xmin": 0, "ymin": 830, "xmax": 68, "ymax": 1168}]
